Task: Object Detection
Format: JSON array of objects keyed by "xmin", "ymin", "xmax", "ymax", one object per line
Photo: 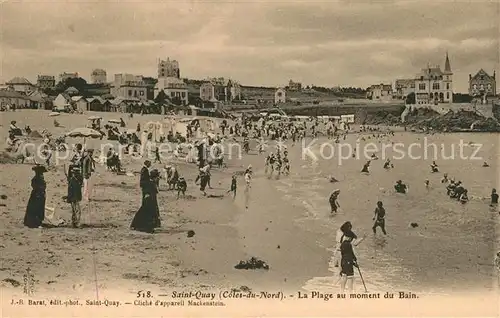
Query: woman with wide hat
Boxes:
[{"xmin": 24, "ymin": 165, "xmax": 48, "ymax": 228}]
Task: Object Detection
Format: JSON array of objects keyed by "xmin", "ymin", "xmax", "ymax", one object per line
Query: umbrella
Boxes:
[
  {"xmin": 108, "ymin": 119, "xmax": 121, "ymax": 124},
  {"xmin": 49, "ymin": 112, "xmax": 60, "ymax": 117},
  {"xmin": 66, "ymin": 127, "xmax": 102, "ymax": 138},
  {"xmin": 88, "ymin": 116, "xmax": 102, "ymax": 121},
  {"xmin": 179, "ymin": 117, "xmax": 197, "ymax": 123}
]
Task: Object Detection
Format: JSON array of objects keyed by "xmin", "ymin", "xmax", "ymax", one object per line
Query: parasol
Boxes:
[
  {"xmin": 49, "ymin": 112, "xmax": 60, "ymax": 117},
  {"xmin": 66, "ymin": 127, "xmax": 103, "ymax": 138},
  {"xmin": 179, "ymin": 117, "xmax": 198, "ymax": 123},
  {"xmin": 108, "ymin": 119, "xmax": 121, "ymax": 124},
  {"xmin": 88, "ymin": 116, "xmax": 102, "ymax": 121}
]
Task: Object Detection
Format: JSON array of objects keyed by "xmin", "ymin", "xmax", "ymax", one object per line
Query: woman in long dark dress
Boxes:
[
  {"xmin": 130, "ymin": 169, "xmax": 161, "ymax": 233},
  {"xmin": 24, "ymin": 165, "xmax": 48, "ymax": 228}
]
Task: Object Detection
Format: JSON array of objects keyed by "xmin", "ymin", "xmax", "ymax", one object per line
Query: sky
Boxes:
[{"xmin": 1, "ymin": 0, "xmax": 499, "ymax": 93}]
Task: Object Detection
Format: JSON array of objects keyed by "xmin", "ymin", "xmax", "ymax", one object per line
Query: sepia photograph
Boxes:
[{"xmin": 0, "ymin": 0, "xmax": 499, "ymax": 316}]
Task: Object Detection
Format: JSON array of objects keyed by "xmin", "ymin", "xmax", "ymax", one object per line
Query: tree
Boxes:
[
  {"xmin": 154, "ymin": 90, "xmax": 170, "ymax": 105},
  {"xmin": 54, "ymin": 77, "xmax": 88, "ymax": 94},
  {"xmin": 405, "ymin": 92, "xmax": 416, "ymax": 105}
]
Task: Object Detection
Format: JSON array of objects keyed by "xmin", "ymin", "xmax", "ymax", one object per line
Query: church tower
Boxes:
[{"xmin": 443, "ymin": 52, "xmax": 453, "ymax": 103}]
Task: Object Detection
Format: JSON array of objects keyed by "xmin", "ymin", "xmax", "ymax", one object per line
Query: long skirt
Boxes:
[
  {"xmin": 24, "ymin": 190, "xmax": 46, "ymax": 228},
  {"xmin": 83, "ymin": 178, "xmax": 93, "ymax": 200},
  {"xmin": 130, "ymin": 195, "xmax": 160, "ymax": 233}
]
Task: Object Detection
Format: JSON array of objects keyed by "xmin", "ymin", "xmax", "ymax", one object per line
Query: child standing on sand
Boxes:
[{"xmin": 227, "ymin": 175, "xmax": 237, "ymax": 199}]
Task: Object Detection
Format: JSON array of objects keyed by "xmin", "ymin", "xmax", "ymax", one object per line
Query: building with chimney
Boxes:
[
  {"xmin": 110, "ymin": 74, "xmax": 148, "ymax": 101},
  {"xmin": 199, "ymin": 77, "xmax": 241, "ymax": 103},
  {"xmin": 469, "ymin": 69, "xmax": 496, "ymax": 104},
  {"xmin": 91, "ymin": 69, "xmax": 107, "ymax": 84},
  {"xmin": 158, "ymin": 58, "xmax": 180, "ymax": 78},
  {"xmin": 366, "ymin": 83, "xmax": 393, "ymax": 101},
  {"xmin": 288, "ymin": 80, "xmax": 302, "ymax": 91},
  {"xmin": 414, "ymin": 53, "xmax": 453, "ymax": 105},
  {"xmin": 37, "ymin": 75, "xmax": 56, "ymax": 89},
  {"xmin": 59, "ymin": 72, "xmax": 79, "ymax": 82},
  {"xmin": 154, "ymin": 77, "xmax": 188, "ymax": 105},
  {"xmin": 6, "ymin": 77, "xmax": 35, "ymax": 94},
  {"xmin": 394, "ymin": 79, "xmax": 415, "ymax": 100}
]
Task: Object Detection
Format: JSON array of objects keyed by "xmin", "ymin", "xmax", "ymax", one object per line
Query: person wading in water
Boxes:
[
  {"xmin": 339, "ymin": 231, "xmax": 358, "ymax": 293},
  {"xmin": 329, "ymin": 189, "xmax": 341, "ymax": 215},
  {"xmin": 372, "ymin": 201, "xmax": 387, "ymax": 235}
]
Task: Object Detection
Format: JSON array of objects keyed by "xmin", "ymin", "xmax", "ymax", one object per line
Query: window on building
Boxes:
[
  {"xmin": 432, "ymin": 83, "xmax": 440, "ymax": 90},
  {"xmin": 181, "ymin": 92, "xmax": 186, "ymax": 98},
  {"xmin": 134, "ymin": 91, "xmax": 138, "ymax": 97},
  {"xmin": 446, "ymin": 92, "xmax": 450, "ymax": 99},
  {"xmin": 446, "ymin": 83, "xmax": 450, "ymax": 90},
  {"xmin": 128, "ymin": 90, "xmax": 132, "ymax": 96},
  {"xmin": 419, "ymin": 83, "xmax": 426, "ymax": 90}
]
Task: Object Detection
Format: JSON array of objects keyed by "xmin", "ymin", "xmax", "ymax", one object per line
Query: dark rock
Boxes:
[
  {"xmin": 3, "ymin": 278, "xmax": 21, "ymax": 287},
  {"xmin": 187, "ymin": 230, "xmax": 195, "ymax": 238},
  {"xmin": 0, "ymin": 195, "xmax": 7, "ymax": 200},
  {"xmin": 410, "ymin": 223, "xmax": 418, "ymax": 228},
  {"xmin": 234, "ymin": 257, "xmax": 270, "ymax": 270}
]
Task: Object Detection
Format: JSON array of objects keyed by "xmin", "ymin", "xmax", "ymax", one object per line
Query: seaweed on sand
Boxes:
[{"xmin": 234, "ymin": 257, "xmax": 270, "ymax": 270}]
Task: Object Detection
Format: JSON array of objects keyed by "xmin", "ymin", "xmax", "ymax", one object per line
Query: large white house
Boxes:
[
  {"xmin": 154, "ymin": 77, "xmax": 188, "ymax": 105},
  {"xmin": 414, "ymin": 53, "xmax": 453, "ymax": 105}
]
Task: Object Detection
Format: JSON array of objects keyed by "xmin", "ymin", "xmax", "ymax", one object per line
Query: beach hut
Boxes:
[
  {"xmin": 53, "ymin": 93, "xmax": 72, "ymax": 112},
  {"xmin": 72, "ymin": 96, "xmax": 88, "ymax": 112},
  {"xmin": 110, "ymin": 98, "xmax": 128, "ymax": 113}
]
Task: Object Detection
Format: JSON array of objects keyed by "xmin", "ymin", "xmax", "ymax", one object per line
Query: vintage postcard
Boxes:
[{"xmin": 0, "ymin": 0, "xmax": 499, "ymax": 316}]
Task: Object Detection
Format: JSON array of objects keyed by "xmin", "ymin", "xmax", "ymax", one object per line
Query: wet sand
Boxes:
[{"xmin": 1, "ymin": 109, "xmax": 498, "ymax": 317}]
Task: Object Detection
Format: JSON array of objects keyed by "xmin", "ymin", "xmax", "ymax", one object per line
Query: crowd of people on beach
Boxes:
[{"xmin": 8, "ymin": 111, "xmax": 498, "ymax": 295}]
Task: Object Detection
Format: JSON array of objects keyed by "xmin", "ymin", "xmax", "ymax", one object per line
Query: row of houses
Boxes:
[
  {"xmin": 52, "ymin": 93, "xmax": 169, "ymax": 113},
  {"xmin": 0, "ymin": 89, "xmax": 52, "ymax": 109},
  {"xmin": 369, "ymin": 53, "xmax": 497, "ymax": 105}
]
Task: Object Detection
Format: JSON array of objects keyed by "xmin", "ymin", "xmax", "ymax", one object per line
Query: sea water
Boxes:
[{"xmin": 271, "ymin": 132, "xmax": 498, "ymax": 295}]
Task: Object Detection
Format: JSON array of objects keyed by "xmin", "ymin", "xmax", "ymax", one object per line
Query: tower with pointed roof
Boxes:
[
  {"xmin": 442, "ymin": 52, "xmax": 453, "ymax": 103},
  {"xmin": 414, "ymin": 52, "xmax": 453, "ymax": 105}
]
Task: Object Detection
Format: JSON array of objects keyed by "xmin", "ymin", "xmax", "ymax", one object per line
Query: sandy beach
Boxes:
[
  {"xmin": 1, "ymin": 109, "xmax": 499, "ymax": 317},
  {"xmin": 0, "ymin": 110, "xmax": 331, "ymax": 296}
]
